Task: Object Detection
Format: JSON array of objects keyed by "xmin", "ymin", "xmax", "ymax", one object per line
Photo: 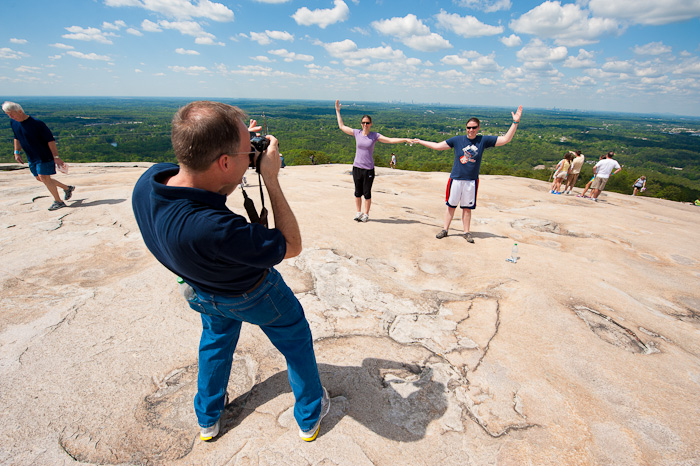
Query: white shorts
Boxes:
[{"xmin": 446, "ymin": 178, "xmax": 478, "ymax": 209}]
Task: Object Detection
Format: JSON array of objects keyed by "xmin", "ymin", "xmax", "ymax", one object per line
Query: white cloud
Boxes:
[
  {"xmin": 126, "ymin": 28, "xmax": 143, "ymax": 36},
  {"xmin": 402, "ymin": 34, "xmax": 451, "ymax": 52},
  {"xmin": 672, "ymin": 57, "xmax": 700, "ymax": 76},
  {"xmin": 10, "ymin": 38, "xmax": 28, "ymax": 45},
  {"xmin": 142, "ymin": 19, "xmax": 161, "ymax": 32},
  {"xmin": 14, "ymin": 66, "xmax": 41, "ymax": 74},
  {"xmin": 0, "ymin": 48, "xmax": 28, "ymax": 59},
  {"xmin": 249, "ymin": 30, "xmax": 294, "ymax": 45},
  {"xmin": 292, "ymin": 0, "xmax": 349, "ymax": 29},
  {"xmin": 102, "ymin": 20, "xmax": 127, "ymax": 30},
  {"xmin": 587, "ymin": 0, "xmax": 700, "ymax": 26},
  {"xmin": 516, "ymin": 39, "xmax": 568, "ymax": 68},
  {"xmin": 252, "ymin": 0, "xmax": 290, "ymax": 3},
  {"xmin": 63, "ymin": 26, "xmax": 115, "ymax": 44},
  {"xmin": 372, "ymin": 14, "xmax": 451, "ymax": 51},
  {"xmin": 50, "ymin": 43, "xmax": 75, "ymax": 50},
  {"xmin": 66, "ymin": 51, "xmax": 111, "ymax": 61},
  {"xmin": 169, "ymin": 65, "xmax": 209, "ymax": 74},
  {"xmin": 250, "ymin": 32, "xmax": 272, "ymax": 45},
  {"xmin": 500, "ymin": 34, "xmax": 521, "ymax": 47},
  {"xmin": 251, "ymin": 55, "xmax": 273, "ymax": 62},
  {"xmin": 602, "ymin": 60, "xmax": 633, "ymax": 73},
  {"xmin": 510, "ymin": 1, "xmax": 620, "ymax": 46},
  {"xmin": 105, "ymin": 0, "xmax": 234, "ymax": 22},
  {"xmin": 176, "ymin": 48, "xmax": 200, "ymax": 55},
  {"xmin": 157, "ymin": 20, "xmax": 222, "ymax": 44},
  {"xmin": 633, "ymin": 41, "xmax": 672, "ymax": 56},
  {"xmin": 319, "ymin": 39, "xmax": 408, "ymax": 66},
  {"xmin": 563, "ymin": 49, "xmax": 596, "ymax": 68},
  {"xmin": 435, "ymin": 10, "xmax": 504, "ymax": 37},
  {"xmin": 267, "ymin": 30, "xmax": 294, "ymax": 42},
  {"xmin": 456, "ymin": 0, "xmax": 512, "ymax": 13},
  {"xmin": 269, "ymin": 48, "xmax": 313, "ymax": 62},
  {"xmin": 442, "ymin": 51, "xmax": 502, "ymax": 72}
]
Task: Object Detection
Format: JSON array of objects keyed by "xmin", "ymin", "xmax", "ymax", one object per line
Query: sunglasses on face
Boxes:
[{"xmin": 361, "ymin": 121, "xmax": 371, "ymax": 125}]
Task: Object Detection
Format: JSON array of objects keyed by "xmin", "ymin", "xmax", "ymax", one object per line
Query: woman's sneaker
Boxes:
[
  {"xmin": 64, "ymin": 186, "xmax": 75, "ymax": 201},
  {"xmin": 360, "ymin": 213, "xmax": 369, "ymax": 223},
  {"xmin": 353, "ymin": 212, "xmax": 362, "ymax": 221},
  {"xmin": 436, "ymin": 229, "xmax": 448, "ymax": 239},
  {"xmin": 299, "ymin": 387, "xmax": 330, "ymax": 442}
]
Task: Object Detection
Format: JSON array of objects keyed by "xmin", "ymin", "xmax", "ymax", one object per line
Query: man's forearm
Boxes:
[{"xmin": 265, "ymin": 177, "xmax": 302, "ymax": 258}]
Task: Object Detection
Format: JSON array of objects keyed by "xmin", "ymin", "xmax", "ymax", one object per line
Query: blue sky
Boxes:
[{"xmin": 2, "ymin": 0, "xmax": 700, "ymax": 116}]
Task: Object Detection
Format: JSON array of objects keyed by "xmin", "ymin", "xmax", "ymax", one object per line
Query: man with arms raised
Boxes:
[
  {"xmin": 414, "ymin": 106, "xmax": 522, "ymax": 243},
  {"xmin": 132, "ymin": 101, "xmax": 329, "ymax": 442}
]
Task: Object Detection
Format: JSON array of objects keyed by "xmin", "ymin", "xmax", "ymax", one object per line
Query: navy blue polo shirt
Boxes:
[
  {"xmin": 132, "ymin": 163, "xmax": 286, "ymax": 295},
  {"xmin": 10, "ymin": 117, "xmax": 55, "ymax": 163}
]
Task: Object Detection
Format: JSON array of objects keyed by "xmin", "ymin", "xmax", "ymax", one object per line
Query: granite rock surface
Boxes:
[{"xmin": 1, "ymin": 163, "xmax": 699, "ymax": 465}]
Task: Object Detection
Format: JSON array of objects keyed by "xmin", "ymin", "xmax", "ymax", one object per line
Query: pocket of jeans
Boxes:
[{"xmin": 224, "ymin": 294, "xmax": 283, "ymax": 326}]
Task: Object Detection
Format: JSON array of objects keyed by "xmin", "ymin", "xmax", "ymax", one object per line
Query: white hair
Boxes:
[{"xmin": 2, "ymin": 101, "xmax": 23, "ymax": 113}]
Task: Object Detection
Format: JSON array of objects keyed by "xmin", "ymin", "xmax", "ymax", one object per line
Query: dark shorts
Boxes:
[
  {"xmin": 29, "ymin": 160, "xmax": 56, "ymax": 177},
  {"xmin": 353, "ymin": 166, "xmax": 375, "ymax": 199}
]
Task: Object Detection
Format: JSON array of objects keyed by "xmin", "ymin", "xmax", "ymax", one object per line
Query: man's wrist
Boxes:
[
  {"xmin": 513, "ymin": 120, "xmax": 519, "ymax": 124},
  {"xmin": 14, "ymin": 150, "xmax": 20, "ymax": 155}
]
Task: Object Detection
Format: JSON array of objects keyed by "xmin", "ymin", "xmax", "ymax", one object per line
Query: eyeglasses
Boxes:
[
  {"xmin": 361, "ymin": 121, "xmax": 371, "ymax": 125},
  {"xmin": 466, "ymin": 126, "xmax": 479, "ymax": 130}
]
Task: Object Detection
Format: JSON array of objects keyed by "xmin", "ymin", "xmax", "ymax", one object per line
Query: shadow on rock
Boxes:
[
  {"xmin": 60, "ymin": 358, "xmax": 447, "ymax": 465},
  {"xmin": 68, "ymin": 198, "xmax": 126, "ymax": 207},
  {"xmin": 221, "ymin": 358, "xmax": 448, "ymax": 442}
]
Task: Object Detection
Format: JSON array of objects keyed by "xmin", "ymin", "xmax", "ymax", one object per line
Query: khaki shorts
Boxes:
[{"xmin": 591, "ymin": 177, "xmax": 608, "ymax": 191}]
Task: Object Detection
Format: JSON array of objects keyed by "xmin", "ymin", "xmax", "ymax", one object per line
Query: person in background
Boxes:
[
  {"xmin": 590, "ymin": 151, "xmax": 622, "ymax": 202},
  {"xmin": 390, "ymin": 153, "xmax": 396, "ymax": 169},
  {"xmin": 3, "ymin": 101, "xmax": 75, "ymax": 211},
  {"xmin": 335, "ymin": 99, "xmax": 412, "ymax": 223},
  {"xmin": 578, "ymin": 153, "xmax": 607, "ymax": 198},
  {"xmin": 550, "ymin": 152, "xmax": 573, "ymax": 194},
  {"xmin": 563, "ymin": 150, "xmax": 585, "ymax": 195},
  {"xmin": 413, "ymin": 105, "xmax": 523, "ymax": 243},
  {"xmin": 633, "ymin": 176, "xmax": 646, "ymax": 196},
  {"xmin": 132, "ymin": 101, "xmax": 329, "ymax": 443}
]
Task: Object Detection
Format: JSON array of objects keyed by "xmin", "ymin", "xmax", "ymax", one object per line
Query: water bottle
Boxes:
[
  {"xmin": 177, "ymin": 276, "xmax": 195, "ymax": 301},
  {"xmin": 507, "ymin": 243, "xmax": 518, "ymax": 263}
]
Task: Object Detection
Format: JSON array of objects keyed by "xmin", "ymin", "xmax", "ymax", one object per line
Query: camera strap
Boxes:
[{"xmin": 241, "ymin": 171, "xmax": 268, "ymax": 228}]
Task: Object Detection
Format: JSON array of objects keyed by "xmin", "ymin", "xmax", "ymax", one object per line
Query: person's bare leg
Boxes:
[
  {"xmin": 355, "ymin": 196, "xmax": 362, "ymax": 213},
  {"xmin": 363, "ymin": 198, "xmax": 372, "ymax": 215},
  {"xmin": 591, "ymin": 188, "xmax": 601, "ymax": 200},
  {"xmin": 461, "ymin": 208, "xmax": 472, "ymax": 233},
  {"xmin": 444, "ymin": 206, "xmax": 456, "ymax": 231},
  {"xmin": 37, "ymin": 175, "xmax": 62, "ymax": 202}
]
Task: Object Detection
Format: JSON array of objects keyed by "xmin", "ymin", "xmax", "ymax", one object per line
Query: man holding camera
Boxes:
[{"xmin": 132, "ymin": 101, "xmax": 329, "ymax": 442}]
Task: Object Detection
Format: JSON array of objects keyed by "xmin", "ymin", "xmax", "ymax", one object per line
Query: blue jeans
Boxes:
[{"xmin": 186, "ymin": 268, "xmax": 323, "ymax": 431}]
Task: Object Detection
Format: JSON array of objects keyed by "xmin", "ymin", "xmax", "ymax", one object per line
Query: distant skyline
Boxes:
[{"xmin": 2, "ymin": 0, "xmax": 700, "ymax": 117}]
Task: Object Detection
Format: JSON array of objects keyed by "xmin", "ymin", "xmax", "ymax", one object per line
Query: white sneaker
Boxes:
[
  {"xmin": 353, "ymin": 212, "xmax": 362, "ymax": 221},
  {"xmin": 299, "ymin": 387, "xmax": 330, "ymax": 442},
  {"xmin": 360, "ymin": 213, "xmax": 369, "ymax": 222},
  {"xmin": 200, "ymin": 419, "xmax": 220, "ymax": 441}
]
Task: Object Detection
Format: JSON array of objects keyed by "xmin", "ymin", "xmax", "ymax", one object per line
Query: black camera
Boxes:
[{"xmin": 249, "ymin": 133, "xmax": 270, "ymax": 172}]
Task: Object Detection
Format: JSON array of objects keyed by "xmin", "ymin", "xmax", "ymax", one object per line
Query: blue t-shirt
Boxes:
[
  {"xmin": 10, "ymin": 117, "xmax": 55, "ymax": 163},
  {"xmin": 446, "ymin": 135, "xmax": 498, "ymax": 180},
  {"xmin": 132, "ymin": 163, "xmax": 287, "ymax": 295}
]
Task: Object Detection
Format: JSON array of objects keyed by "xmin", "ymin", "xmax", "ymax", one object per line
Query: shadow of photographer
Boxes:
[{"xmin": 219, "ymin": 358, "xmax": 448, "ymax": 442}]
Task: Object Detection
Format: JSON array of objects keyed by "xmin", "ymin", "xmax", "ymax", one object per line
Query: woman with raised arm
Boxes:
[{"xmin": 335, "ymin": 99, "xmax": 411, "ymax": 223}]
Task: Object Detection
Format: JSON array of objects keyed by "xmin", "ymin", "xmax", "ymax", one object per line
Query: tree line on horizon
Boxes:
[{"xmin": 1, "ymin": 97, "xmax": 699, "ymax": 203}]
